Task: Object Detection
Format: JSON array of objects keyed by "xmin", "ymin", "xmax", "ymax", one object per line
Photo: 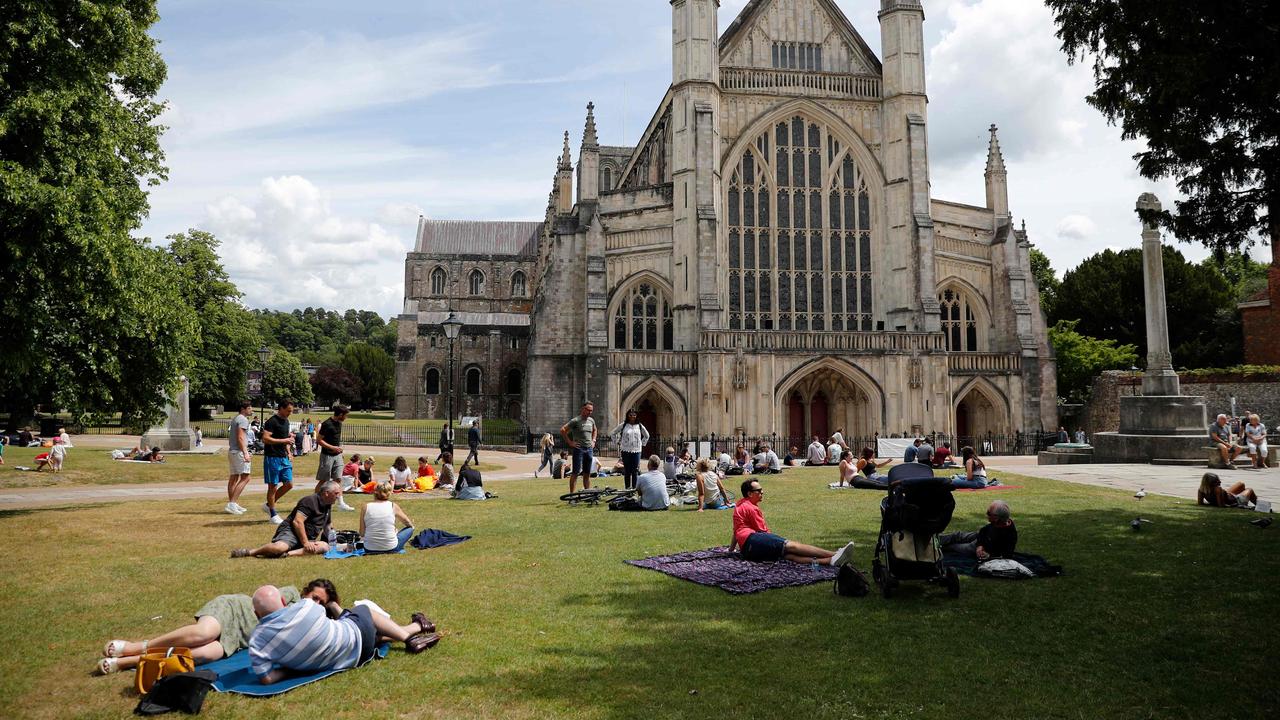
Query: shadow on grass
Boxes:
[{"xmin": 452, "ymin": 501, "xmax": 1278, "ymax": 720}]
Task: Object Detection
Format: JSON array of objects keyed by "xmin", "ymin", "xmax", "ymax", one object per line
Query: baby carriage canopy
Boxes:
[{"xmin": 881, "ymin": 463, "xmax": 956, "ymax": 538}]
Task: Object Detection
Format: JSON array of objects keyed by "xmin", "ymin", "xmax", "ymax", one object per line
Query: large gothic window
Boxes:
[
  {"xmin": 430, "ymin": 267, "xmax": 446, "ymax": 296},
  {"xmin": 468, "ymin": 270, "xmax": 485, "ymax": 296},
  {"xmin": 939, "ymin": 287, "xmax": 981, "ymax": 352},
  {"xmin": 611, "ymin": 282, "xmax": 674, "ymax": 351},
  {"xmin": 727, "ymin": 115, "xmax": 873, "ymax": 331},
  {"xmin": 511, "ymin": 271, "xmax": 527, "ymax": 298}
]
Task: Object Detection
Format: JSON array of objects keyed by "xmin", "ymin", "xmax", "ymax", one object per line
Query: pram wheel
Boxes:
[
  {"xmin": 881, "ymin": 577, "xmax": 896, "ymax": 599},
  {"xmin": 945, "ymin": 567, "xmax": 960, "ymax": 598}
]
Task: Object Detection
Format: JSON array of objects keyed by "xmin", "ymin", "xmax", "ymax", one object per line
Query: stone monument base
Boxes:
[
  {"xmin": 1037, "ymin": 444, "xmax": 1094, "ymax": 465},
  {"xmin": 1090, "ymin": 432, "xmax": 1206, "ymax": 463},
  {"xmin": 142, "ymin": 428, "xmax": 196, "ymax": 452},
  {"xmin": 1091, "ymin": 392, "xmax": 1208, "ymax": 464}
]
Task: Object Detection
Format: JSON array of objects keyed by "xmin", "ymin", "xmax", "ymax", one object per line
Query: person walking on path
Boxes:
[
  {"xmin": 464, "ymin": 420, "xmax": 482, "ymax": 467},
  {"xmin": 610, "ymin": 409, "xmax": 650, "ymax": 490},
  {"xmin": 435, "ymin": 424, "xmax": 454, "ymax": 463},
  {"xmin": 534, "ymin": 433, "xmax": 555, "ymax": 478},
  {"xmin": 225, "ymin": 401, "xmax": 253, "ymax": 515},
  {"xmin": 315, "ymin": 405, "xmax": 355, "ymax": 512},
  {"xmin": 261, "ymin": 400, "xmax": 296, "ymax": 525},
  {"xmin": 560, "ymin": 402, "xmax": 598, "ymax": 494}
]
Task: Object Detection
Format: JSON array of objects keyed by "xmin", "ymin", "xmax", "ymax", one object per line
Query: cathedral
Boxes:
[{"xmin": 395, "ymin": 0, "xmax": 1057, "ymax": 450}]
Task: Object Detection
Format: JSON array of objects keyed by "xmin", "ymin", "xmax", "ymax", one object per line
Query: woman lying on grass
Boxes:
[{"xmin": 1197, "ymin": 472, "xmax": 1258, "ymax": 509}]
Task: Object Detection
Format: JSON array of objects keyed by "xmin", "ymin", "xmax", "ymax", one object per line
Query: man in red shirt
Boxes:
[{"xmin": 730, "ymin": 479, "xmax": 855, "ymax": 566}]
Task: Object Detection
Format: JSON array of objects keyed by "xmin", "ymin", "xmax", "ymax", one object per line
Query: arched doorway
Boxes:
[
  {"xmin": 624, "ymin": 387, "xmax": 676, "ymax": 457},
  {"xmin": 778, "ymin": 363, "xmax": 879, "ymax": 449},
  {"xmin": 953, "ymin": 381, "xmax": 1010, "ymax": 449}
]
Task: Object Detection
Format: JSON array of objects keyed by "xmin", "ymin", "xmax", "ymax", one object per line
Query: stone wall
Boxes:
[{"xmin": 1084, "ymin": 370, "xmax": 1280, "ymax": 433}]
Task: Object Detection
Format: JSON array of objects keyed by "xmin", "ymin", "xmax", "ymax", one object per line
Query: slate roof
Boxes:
[{"xmin": 414, "ymin": 219, "xmax": 542, "ymax": 256}]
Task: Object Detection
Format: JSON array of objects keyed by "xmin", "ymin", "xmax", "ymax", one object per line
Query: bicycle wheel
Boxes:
[{"xmin": 560, "ymin": 490, "xmax": 605, "ymax": 504}]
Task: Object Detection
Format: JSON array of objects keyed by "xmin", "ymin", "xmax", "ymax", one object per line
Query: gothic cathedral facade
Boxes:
[{"xmin": 396, "ymin": 0, "xmax": 1057, "ymax": 446}]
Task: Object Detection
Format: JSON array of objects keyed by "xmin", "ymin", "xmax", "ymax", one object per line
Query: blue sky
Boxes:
[{"xmin": 141, "ymin": 0, "xmax": 1239, "ymax": 318}]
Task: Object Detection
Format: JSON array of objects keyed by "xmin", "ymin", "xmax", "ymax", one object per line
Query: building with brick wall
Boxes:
[
  {"xmin": 396, "ymin": 0, "xmax": 1058, "ymax": 445},
  {"xmin": 1240, "ymin": 251, "xmax": 1280, "ymax": 365}
]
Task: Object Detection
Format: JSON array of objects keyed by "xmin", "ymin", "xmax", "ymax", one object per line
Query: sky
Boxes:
[{"xmin": 140, "ymin": 0, "xmax": 1250, "ymax": 319}]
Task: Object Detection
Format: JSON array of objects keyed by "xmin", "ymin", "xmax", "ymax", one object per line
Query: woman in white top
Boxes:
[
  {"xmin": 610, "ymin": 409, "xmax": 651, "ymax": 490},
  {"xmin": 387, "ymin": 456, "xmax": 414, "ymax": 491},
  {"xmin": 951, "ymin": 446, "xmax": 990, "ymax": 489},
  {"xmin": 695, "ymin": 458, "xmax": 731, "ymax": 512},
  {"xmin": 361, "ymin": 481, "xmax": 415, "ymax": 553}
]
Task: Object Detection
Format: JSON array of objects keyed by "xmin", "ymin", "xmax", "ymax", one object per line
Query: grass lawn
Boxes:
[
  {"xmin": 0, "ymin": 447, "xmax": 505, "ymax": 489},
  {"xmin": 0, "ymin": 468, "xmax": 1275, "ymax": 719}
]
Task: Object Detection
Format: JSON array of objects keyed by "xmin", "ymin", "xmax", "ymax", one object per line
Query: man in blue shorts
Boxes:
[
  {"xmin": 261, "ymin": 399, "xmax": 296, "ymax": 525},
  {"xmin": 560, "ymin": 401, "xmax": 598, "ymax": 494}
]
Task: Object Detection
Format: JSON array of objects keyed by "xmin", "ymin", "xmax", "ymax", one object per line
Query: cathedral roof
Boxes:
[
  {"xmin": 718, "ymin": 0, "xmax": 882, "ymax": 73},
  {"xmin": 414, "ymin": 219, "xmax": 542, "ymax": 257}
]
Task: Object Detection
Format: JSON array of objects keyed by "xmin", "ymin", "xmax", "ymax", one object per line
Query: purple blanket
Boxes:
[{"xmin": 626, "ymin": 547, "xmax": 837, "ymax": 594}]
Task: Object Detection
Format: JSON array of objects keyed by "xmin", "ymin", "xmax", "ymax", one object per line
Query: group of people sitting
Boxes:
[
  {"xmin": 1209, "ymin": 412, "xmax": 1271, "ymax": 469},
  {"xmin": 96, "ymin": 577, "xmax": 440, "ymax": 681}
]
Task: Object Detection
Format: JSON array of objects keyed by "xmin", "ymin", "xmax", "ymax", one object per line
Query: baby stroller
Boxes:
[{"xmin": 871, "ymin": 462, "xmax": 960, "ymax": 599}]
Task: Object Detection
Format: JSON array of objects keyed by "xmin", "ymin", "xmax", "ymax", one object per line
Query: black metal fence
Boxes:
[
  {"xmin": 578, "ymin": 430, "xmax": 1057, "ymax": 459},
  {"xmin": 192, "ymin": 420, "xmax": 528, "ymax": 449}
]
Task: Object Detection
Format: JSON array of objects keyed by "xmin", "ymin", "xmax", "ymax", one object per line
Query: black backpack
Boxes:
[{"xmin": 833, "ymin": 564, "xmax": 870, "ymax": 597}]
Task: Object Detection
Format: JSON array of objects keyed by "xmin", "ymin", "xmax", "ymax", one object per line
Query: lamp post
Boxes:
[
  {"xmin": 257, "ymin": 345, "xmax": 271, "ymax": 426},
  {"xmin": 442, "ymin": 312, "xmax": 464, "ymax": 452}
]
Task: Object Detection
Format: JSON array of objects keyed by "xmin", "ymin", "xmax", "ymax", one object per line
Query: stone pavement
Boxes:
[{"xmin": 984, "ymin": 455, "xmax": 1280, "ymax": 501}]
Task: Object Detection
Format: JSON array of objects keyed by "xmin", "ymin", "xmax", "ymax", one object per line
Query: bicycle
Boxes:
[{"xmin": 559, "ymin": 486, "xmax": 635, "ymax": 507}]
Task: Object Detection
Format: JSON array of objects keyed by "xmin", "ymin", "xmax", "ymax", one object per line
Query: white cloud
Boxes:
[
  {"xmin": 198, "ymin": 176, "xmax": 413, "ymax": 317},
  {"xmin": 1055, "ymin": 214, "xmax": 1098, "ymax": 242}
]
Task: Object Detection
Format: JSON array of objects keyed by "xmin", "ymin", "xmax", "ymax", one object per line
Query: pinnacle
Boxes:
[
  {"xmin": 559, "ymin": 130, "xmax": 572, "ymax": 169},
  {"xmin": 582, "ymin": 101, "xmax": 599, "ymax": 148},
  {"xmin": 985, "ymin": 123, "xmax": 1006, "ymax": 177}
]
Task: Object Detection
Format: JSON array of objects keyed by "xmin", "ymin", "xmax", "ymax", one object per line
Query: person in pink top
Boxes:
[{"xmin": 730, "ymin": 479, "xmax": 855, "ymax": 566}]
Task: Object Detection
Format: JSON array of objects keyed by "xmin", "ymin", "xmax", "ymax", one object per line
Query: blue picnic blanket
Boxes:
[
  {"xmin": 205, "ymin": 643, "xmax": 389, "ymax": 696},
  {"xmin": 409, "ymin": 528, "xmax": 472, "ymax": 549},
  {"xmin": 323, "ymin": 545, "xmax": 407, "ymax": 559}
]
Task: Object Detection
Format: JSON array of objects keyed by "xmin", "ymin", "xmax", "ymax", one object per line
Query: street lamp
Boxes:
[
  {"xmin": 442, "ymin": 312, "xmax": 463, "ymax": 453},
  {"xmin": 257, "ymin": 345, "xmax": 272, "ymax": 426}
]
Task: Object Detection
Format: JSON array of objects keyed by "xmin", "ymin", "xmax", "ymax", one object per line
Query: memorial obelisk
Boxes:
[{"xmin": 1091, "ymin": 194, "xmax": 1208, "ymax": 463}]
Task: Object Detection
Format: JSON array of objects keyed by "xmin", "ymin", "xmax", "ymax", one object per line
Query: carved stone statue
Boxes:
[{"xmin": 732, "ymin": 348, "xmax": 748, "ymax": 390}]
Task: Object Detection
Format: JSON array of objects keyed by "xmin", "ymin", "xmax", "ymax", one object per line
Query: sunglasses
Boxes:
[{"xmin": 750, "ymin": 487, "xmax": 764, "ymax": 494}]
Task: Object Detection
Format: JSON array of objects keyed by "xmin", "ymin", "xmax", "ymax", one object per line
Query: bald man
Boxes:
[{"xmin": 939, "ymin": 501, "xmax": 1018, "ymax": 561}]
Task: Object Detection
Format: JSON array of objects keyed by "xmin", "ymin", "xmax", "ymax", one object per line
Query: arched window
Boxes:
[
  {"xmin": 423, "ymin": 368, "xmax": 440, "ymax": 395},
  {"xmin": 505, "ymin": 368, "xmax": 523, "ymax": 395},
  {"xmin": 938, "ymin": 287, "xmax": 982, "ymax": 352},
  {"xmin": 430, "ymin": 267, "xmax": 447, "ymax": 296},
  {"xmin": 727, "ymin": 114, "xmax": 873, "ymax": 332},
  {"xmin": 468, "ymin": 270, "xmax": 485, "ymax": 296},
  {"xmin": 511, "ymin": 271, "xmax": 527, "ymax": 298},
  {"xmin": 611, "ymin": 282, "xmax": 674, "ymax": 351},
  {"xmin": 464, "ymin": 367, "xmax": 482, "ymax": 395},
  {"xmin": 603, "ymin": 165, "xmax": 613, "ymax": 190}
]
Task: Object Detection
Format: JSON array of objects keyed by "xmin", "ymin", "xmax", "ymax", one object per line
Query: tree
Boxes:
[
  {"xmin": 165, "ymin": 230, "xmax": 261, "ymax": 409},
  {"xmin": 1048, "ymin": 319, "xmax": 1139, "ymax": 404},
  {"xmin": 310, "ymin": 366, "xmax": 362, "ymax": 408},
  {"xmin": 1052, "ymin": 246, "xmax": 1241, "ymax": 370},
  {"xmin": 1046, "ymin": 1, "xmax": 1280, "ymax": 255},
  {"xmin": 0, "ymin": 1, "xmax": 197, "ymax": 425},
  {"xmin": 1211, "ymin": 251, "xmax": 1271, "ymax": 303},
  {"xmin": 1029, "ymin": 247, "xmax": 1061, "ymax": 319},
  {"xmin": 261, "ymin": 348, "xmax": 314, "ymax": 407},
  {"xmin": 341, "ymin": 342, "xmax": 394, "ymax": 409}
]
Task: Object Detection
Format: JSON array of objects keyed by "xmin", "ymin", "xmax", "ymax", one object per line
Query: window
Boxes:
[
  {"xmin": 464, "ymin": 367, "xmax": 482, "ymax": 395},
  {"xmin": 430, "ymin": 267, "xmax": 447, "ymax": 295},
  {"xmin": 938, "ymin": 287, "xmax": 982, "ymax": 352},
  {"xmin": 505, "ymin": 368, "xmax": 523, "ymax": 395},
  {"xmin": 429, "ymin": 335, "xmax": 437, "ymax": 348},
  {"xmin": 603, "ymin": 166, "xmax": 613, "ymax": 190},
  {"xmin": 508, "ymin": 335, "xmax": 519, "ymax": 350},
  {"xmin": 611, "ymin": 282, "xmax": 674, "ymax": 351},
  {"xmin": 772, "ymin": 42, "xmax": 822, "ymax": 71},
  {"xmin": 468, "ymin": 270, "xmax": 484, "ymax": 296},
  {"xmin": 511, "ymin": 271, "xmax": 527, "ymax": 298},
  {"xmin": 727, "ymin": 114, "xmax": 873, "ymax": 331},
  {"xmin": 424, "ymin": 368, "xmax": 440, "ymax": 395}
]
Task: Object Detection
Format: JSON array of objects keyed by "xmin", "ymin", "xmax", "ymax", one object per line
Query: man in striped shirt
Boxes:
[{"xmin": 247, "ymin": 586, "xmax": 439, "ymax": 684}]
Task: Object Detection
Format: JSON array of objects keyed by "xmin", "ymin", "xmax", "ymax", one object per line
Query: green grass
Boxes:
[
  {"xmin": 0, "ymin": 447, "xmax": 504, "ymax": 489},
  {"xmin": 0, "ymin": 468, "xmax": 1275, "ymax": 719}
]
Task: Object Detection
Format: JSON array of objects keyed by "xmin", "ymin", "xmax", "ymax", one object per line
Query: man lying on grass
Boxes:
[
  {"xmin": 97, "ymin": 578, "xmax": 339, "ymax": 675},
  {"xmin": 248, "ymin": 585, "xmax": 439, "ymax": 684},
  {"xmin": 231, "ymin": 481, "xmax": 340, "ymax": 559},
  {"xmin": 730, "ymin": 479, "xmax": 855, "ymax": 567},
  {"xmin": 939, "ymin": 500, "xmax": 1017, "ymax": 561}
]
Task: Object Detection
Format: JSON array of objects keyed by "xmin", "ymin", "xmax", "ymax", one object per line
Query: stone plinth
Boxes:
[
  {"xmin": 142, "ymin": 427, "xmax": 197, "ymax": 452},
  {"xmin": 1091, "ymin": 431, "xmax": 1207, "ymax": 463},
  {"xmin": 1037, "ymin": 445, "xmax": 1095, "ymax": 465},
  {"xmin": 1117, "ymin": 395, "xmax": 1207, "ymax": 436},
  {"xmin": 142, "ymin": 376, "xmax": 195, "ymax": 451}
]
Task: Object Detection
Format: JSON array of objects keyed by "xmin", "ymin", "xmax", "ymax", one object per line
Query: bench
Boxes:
[{"xmin": 1206, "ymin": 444, "xmax": 1278, "ymax": 468}]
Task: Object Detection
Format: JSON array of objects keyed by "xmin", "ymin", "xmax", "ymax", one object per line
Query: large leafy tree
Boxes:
[
  {"xmin": 341, "ymin": 342, "xmax": 394, "ymax": 409},
  {"xmin": 1052, "ymin": 247, "xmax": 1240, "ymax": 370},
  {"xmin": 261, "ymin": 348, "xmax": 314, "ymax": 407},
  {"xmin": 1046, "ymin": 0, "xmax": 1280, "ymax": 254},
  {"xmin": 310, "ymin": 366, "xmax": 362, "ymax": 408},
  {"xmin": 1048, "ymin": 319, "xmax": 1139, "ymax": 403},
  {"xmin": 165, "ymin": 230, "xmax": 261, "ymax": 409},
  {"xmin": 1029, "ymin": 247, "xmax": 1061, "ymax": 319},
  {"xmin": 0, "ymin": 0, "xmax": 197, "ymax": 425}
]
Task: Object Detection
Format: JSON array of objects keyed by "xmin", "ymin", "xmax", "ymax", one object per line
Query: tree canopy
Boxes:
[
  {"xmin": 251, "ymin": 307, "xmax": 397, "ymax": 368},
  {"xmin": 1029, "ymin": 247, "xmax": 1060, "ymax": 319},
  {"xmin": 1047, "ymin": 0, "xmax": 1280, "ymax": 254},
  {"xmin": 261, "ymin": 348, "xmax": 314, "ymax": 407},
  {"xmin": 0, "ymin": 0, "xmax": 198, "ymax": 425},
  {"xmin": 1048, "ymin": 319, "xmax": 1138, "ymax": 404},
  {"xmin": 341, "ymin": 342, "xmax": 395, "ymax": 409},
  {"xmin": 1050, "ymin": 246, "xmax": 1239, "ymax": 370}
]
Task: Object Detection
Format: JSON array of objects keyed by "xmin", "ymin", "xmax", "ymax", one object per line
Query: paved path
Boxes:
[{"xmin": 983, "ymin": 455, "xmax": 1280, "ymax": 501}]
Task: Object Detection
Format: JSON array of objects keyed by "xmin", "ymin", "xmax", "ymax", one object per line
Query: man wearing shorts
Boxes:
[
  {"xmin": 560, "ymin": 402, "xmax": 598, "ymax": 494},
  {"xmin": 232, "ymin": 481, "xmax": 340, "ymax": 559},
  {"xmin": 730, "ymin": 479, "xmax": 854, "ymax": 567},
  {"xmin": 315, "ymin": 405, "xmax": 354, "ymax": 511},
  {"xmin": 225, "ymin": 401, "xmax": 254, "ymax": 515},
  {"xmin": 1210, "ymin": 414, "xmax": 1243, "ymax": 468},
  {"xmin": 261, "ymin": 399, "xmax": 296, "ymax": 524},
  {"xmin": 1244, "ymin": 414, "xmax": 1269, "ymax": 469},
  {"xmin": 96, "ymin": 579, "xmax": 337, "ymax": 675}
]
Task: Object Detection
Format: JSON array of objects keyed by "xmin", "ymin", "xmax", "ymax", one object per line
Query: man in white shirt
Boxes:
[
  {"xmin": 635, "ymin": 455, "xmax": 671, "ymax": 510},
  {"xmin": 825, "ymin": 439, "xmax": 841, "ymax": 465},
  {"xmin": 806, "ymin": 436, "xmax": 826, "ymax": 466},
  {"xmin": 752, "ymin": 444, "xmax": 782, "ymax": 474}
]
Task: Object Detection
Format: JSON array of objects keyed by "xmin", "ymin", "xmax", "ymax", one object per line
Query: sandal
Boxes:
[
  {"xmin": 97, "ymin": 657, "xmax": 120, "ymax": 675},
  {"xmin": 103, "ymin": 640, "xmax": 128, "ymax": 658},
  {"xmin": 411, "ymin": 613, "xmax": 436, "ymax": 635},
  {"xmin": 404, "ymin": 632, "xmax": 440, "ymax": 653}
]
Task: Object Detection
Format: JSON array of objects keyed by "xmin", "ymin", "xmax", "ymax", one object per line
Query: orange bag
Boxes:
[{"xmin": 135, "ymin": 647, "xmax": 195, "ymax": 695}]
